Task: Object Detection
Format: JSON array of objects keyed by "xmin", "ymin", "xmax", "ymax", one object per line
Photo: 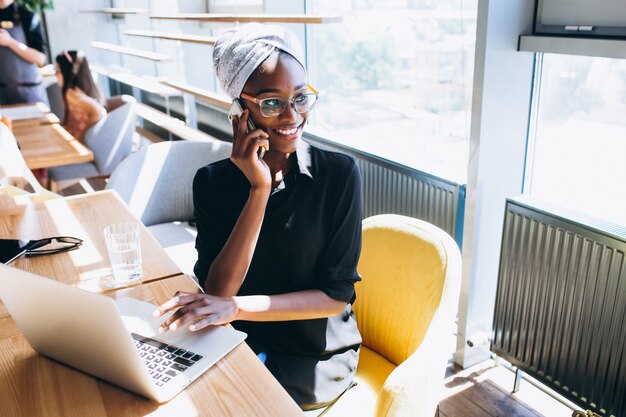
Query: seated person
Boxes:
[
  {"xmin": 55, "ymin": 50, "xmax": 106, "ymax": 142},
  {"xmin": 153, "ymin": 23, "xmax": 363, "ymax": 412}
]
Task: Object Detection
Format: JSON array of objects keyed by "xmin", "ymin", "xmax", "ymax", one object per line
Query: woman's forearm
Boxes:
[
  {"xmin": 234, "ymin": 289, "xmax": 347, "ymax": 321},
  {"xmin": 204, "ymin": 186, "xmax": 270, "ymax": 296}
]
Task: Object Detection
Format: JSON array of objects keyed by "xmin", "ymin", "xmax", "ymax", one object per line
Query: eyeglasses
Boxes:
[
  {"xmin": 24, "ymin": 236, "xmax": 83, "ymax": 257},
  {"xmin": 240, "ymin": 85, "xmax": 319, "ymax": 118}
]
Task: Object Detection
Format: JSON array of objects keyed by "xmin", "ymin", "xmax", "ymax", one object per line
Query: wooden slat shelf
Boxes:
[
  {"xmin": 124, "ymin": 30, "xmax": 217, "ymax": 45},
  {"xmin": 136, "ymin": 103, "xmax": 221, "ymax": 142},
  {"xmin": 80, "ymin": 8, "xmax": 148, "ymax": 14},
  {"xmin": 89, "ymin": 63, "xmax": 111, "ymax": 77},
  {"xmin": 160, "ymin": 79, "xmax": 230, "ymax": 109},
  {"xmin": 90, "ymin": 64, "xmax": 181, "ymax": 97},
  {"xmin": 90, "ymin": 42, "xmax": 171, "ymax": 62},
  {"xmin": 149, "ymin": 14, "xmax": 343, "ymax": 24}
]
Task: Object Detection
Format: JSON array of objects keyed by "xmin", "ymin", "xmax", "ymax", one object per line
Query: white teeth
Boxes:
[{"xmin": 276, "ymin": 127, "xmax": 298, "ymax": 135}]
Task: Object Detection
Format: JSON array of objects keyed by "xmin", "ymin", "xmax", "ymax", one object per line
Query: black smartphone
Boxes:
[
  {"xmin": 228, "ymin": 99, "xmax": 267, "ymax": 160},
  {"xmin": 0, "ymin": 239, "xmax": 37, "ymax": 264}
]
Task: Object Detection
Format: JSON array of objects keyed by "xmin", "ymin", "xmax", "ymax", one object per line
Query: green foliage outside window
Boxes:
[{"xmin": 19, "ymin": 0, "xmax": 54, "ymax": 12}]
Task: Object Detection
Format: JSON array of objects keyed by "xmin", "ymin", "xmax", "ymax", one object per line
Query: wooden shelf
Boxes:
[
  {"xmin": 136, "ymin": 103, "xmax": 221, "ymax": 142},
  {"xmin": 518, "ymin": 34, "xmax": 626, "ymax": 59},
  {"xmin": 160, "ymin": 80, "xmax": 230, "ymax": 109},
  {"xmin": 90, "ymin": 65, "xmax": 181, "ymax": 97},
  {"xmin": 110, "ymin": 73, "xmax": 180, "ymax": 97},
  {"xmin": 149, "ymin": 14, "xmax": 343, "ymax": 24},
  {"xmin": 90, "ymin": 42, "xmax": 171, "ymax": 62},
  {"xmin": 80, "ymin": 8, "xmax": 148, "ymax": 15},
  {"xmin": 124, "ymin": 30, "xmax": 217, "ymax": 46}
]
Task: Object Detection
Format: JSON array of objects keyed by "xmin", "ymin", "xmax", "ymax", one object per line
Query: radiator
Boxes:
[
  {"xmin": 305, "ymin": 134, "xmax": 466, "ymax": 247},
  {"xmin": 492, "ymin": 197, "xmax": 626, "ymax": 417}
]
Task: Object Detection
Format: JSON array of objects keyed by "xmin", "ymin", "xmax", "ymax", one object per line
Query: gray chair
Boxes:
[
  {"xmin": 46, "ymin": 81, "xmax": 65, "ymax": 121},
  {"xmin": 49, "ymin": 95, "xmax": 137, "ymax": 189},
  {"xmin": 105, "ymin": 140, "xmax": 232, "ymax": 277}
]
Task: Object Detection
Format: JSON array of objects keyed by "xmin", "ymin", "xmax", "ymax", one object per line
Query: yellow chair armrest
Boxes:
[{"xmin": 375, "ymin": 309, "xmax": 454, "ymax": 417}]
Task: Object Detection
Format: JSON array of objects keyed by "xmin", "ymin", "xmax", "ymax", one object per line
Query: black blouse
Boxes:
[{"xmin": 192, "ymin": 142, "xmax": 363, "ymax": 406}]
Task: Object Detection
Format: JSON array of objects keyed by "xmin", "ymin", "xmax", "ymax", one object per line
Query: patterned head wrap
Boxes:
[{"xmin": 212, "ymin": 23, "xmax": 306, "ymax": 99}]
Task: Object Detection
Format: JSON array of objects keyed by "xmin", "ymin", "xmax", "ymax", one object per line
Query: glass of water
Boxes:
[{"xmin": 103, "ymin": 222, "xmax": 142, "ymax": 283}]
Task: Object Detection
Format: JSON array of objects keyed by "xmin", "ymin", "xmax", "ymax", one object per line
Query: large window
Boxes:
[
  {"xmin": 527, "ymin": 54, "xmax": 626, "ymax": 227},
  {"xmin": 305, "ymin": 0, "xmax": 477, "ymax": 182}
]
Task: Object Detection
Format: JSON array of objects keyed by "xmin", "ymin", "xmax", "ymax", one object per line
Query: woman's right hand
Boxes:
[{"xmin": 230, "ymin": 109, "xmax": 271, "ymax": 190}]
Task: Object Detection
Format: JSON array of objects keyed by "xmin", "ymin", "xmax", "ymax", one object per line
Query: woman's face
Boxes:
[
  {"xmin": 55, "ymin": 64, "xmax": 63, "ymax": 88},
  {"xmin": 241, "ymin": 53, "xmax": 309, "ymax": 156}
]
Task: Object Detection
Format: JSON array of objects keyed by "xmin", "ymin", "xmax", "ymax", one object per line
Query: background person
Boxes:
[
  {"xmin": 54, "ymin": 50, "xmax": 106, "ymax": 143},
  {"xmin": 154, "ymin": 23, "xmax": 363, "ymax": 412},
  {"xmin": 0, "ymin": 0, "xmax": 47, "ymax": 105}
]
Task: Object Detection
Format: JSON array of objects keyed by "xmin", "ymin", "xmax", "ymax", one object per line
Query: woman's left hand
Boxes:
[{"xmin": 153, "ymin": 292, "xmax": 239, "ymax": 332}]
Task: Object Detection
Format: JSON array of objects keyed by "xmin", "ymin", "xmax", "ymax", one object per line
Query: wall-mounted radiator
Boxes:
[
  {"xmin": 492, "ymin": 197, "xmax": 626, "ymax": 417},
  {"xmin": 305, "ymin": 134, "xmax": 466, "ymax": 247}
]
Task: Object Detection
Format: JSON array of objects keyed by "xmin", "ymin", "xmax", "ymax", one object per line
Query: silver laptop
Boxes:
[{"xmin": 0, "ymin": 264, "xmax": 247, "ymax": 403}]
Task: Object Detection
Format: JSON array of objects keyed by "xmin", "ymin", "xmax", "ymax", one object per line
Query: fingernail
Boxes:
[
  {"xmin": 158, "ymin": 326, "xmax": 165, "ymax": 334},
  {"xmin": 189, "ymin": 324, "xmax": 196, "ymax": 331},
  {"xmin": 152, "ymin": 310, "xmax": 160, "ymax": 317},
  {"xmin": 170, "ymin": 323, "xmax": 177, "ymax": 330}
]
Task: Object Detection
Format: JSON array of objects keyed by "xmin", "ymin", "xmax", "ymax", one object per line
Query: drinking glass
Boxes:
[{"xmin": 103, "ymin": 222, "xmax": 142, "ymax": 283}]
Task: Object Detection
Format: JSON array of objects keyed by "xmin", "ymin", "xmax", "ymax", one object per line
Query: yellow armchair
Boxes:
[{"xmin": 322, "ymin": 214, "xmax": 462, "ymax": 417}]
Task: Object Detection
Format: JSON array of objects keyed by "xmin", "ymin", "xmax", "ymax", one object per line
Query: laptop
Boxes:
[{"xmin": 0, "ymin": 264, "xmax": 247, "ymax": 403}]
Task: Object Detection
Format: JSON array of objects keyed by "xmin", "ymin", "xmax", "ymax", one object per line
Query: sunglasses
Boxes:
[
  {"xmin": 240, "ymin": 85, "xmax": 319, "ymax": 118},
  {"xmin": 24, "ymin": 236, "xmax": 84, "ymax": 257}
]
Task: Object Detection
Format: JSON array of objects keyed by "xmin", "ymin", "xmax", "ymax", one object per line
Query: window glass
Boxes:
[
  {"xmin": 305, "ymin": 0, "xmax": 477, "ymax": 182},
  {"xmin": 527, "ymin": 54, "xmax": 626, "ymax": 227}
]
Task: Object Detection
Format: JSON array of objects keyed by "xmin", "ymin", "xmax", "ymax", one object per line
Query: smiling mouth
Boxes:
[
  {"xmin": 276, "ymin": 126, "xmax": 298, "ymax": 135},
  {"xmin": 274, "ymin": 122, "xmax": 303, "ymax": 137}
]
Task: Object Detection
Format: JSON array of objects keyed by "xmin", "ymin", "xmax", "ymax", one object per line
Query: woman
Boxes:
[
  {"xmin": 154, "ymin": 23, "xmax": 363, "ymax": 410},
  {"xmin": 0, "ymin": 0, "xmax": 47, "ymax": 105},
  {"xmin": 55, "ymin": 50, "xmax": 106, "ymax": 142}
]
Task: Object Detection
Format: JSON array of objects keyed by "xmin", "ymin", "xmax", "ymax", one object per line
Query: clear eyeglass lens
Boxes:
[{"xmin": 259, "ymin": 93, "xmax": 318, "ymax": 117}]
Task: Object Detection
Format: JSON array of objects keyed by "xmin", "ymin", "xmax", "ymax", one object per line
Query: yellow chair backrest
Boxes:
[{"xmin": 355, "ymin": 214, "xmax": 454, "ymax": 366}]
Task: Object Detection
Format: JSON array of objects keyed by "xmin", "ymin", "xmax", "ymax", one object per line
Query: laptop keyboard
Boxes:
[{"xmin": 131, "ymin": 333, "xmax": 203, "ymax": 387}]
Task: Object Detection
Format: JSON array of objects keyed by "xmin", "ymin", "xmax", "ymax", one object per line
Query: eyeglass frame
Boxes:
[
  {"xmin": 24, "ymin": 236, "xmax": 83, "ymax": 257},
  {"xmin": 240, "ymin": 84, "xmax": 319, "ymax": 118},
  {"xmin": 5, "ymin": 236, "xmax": 84, "ymax": 264}
]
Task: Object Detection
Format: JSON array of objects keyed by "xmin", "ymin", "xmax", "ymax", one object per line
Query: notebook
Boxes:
[{"xmin": 0, "ymin": 264, "xmax": 247, "ymax": 403}]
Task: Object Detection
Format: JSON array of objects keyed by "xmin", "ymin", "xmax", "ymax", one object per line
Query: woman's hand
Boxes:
[
  {"xmin": 230, "ymin": 109, "xmax": 271, "ymax": 190},
  {"xmin": 153, "ymin": 291, "xmax": 239, "ymax": 332}
]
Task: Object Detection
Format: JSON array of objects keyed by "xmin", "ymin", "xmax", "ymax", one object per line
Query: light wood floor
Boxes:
[{"xmin": 439, "ymin": 359, "xmax": 576, "ymax": 417}]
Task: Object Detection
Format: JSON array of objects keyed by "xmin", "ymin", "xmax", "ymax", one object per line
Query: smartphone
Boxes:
[
  {"xmin": 228, "ymin": 99, "xmax": 266, "ymax": 159},
  {"xmin": 0, "ymin": 239, "xmax": 36, "ymax": 264}
]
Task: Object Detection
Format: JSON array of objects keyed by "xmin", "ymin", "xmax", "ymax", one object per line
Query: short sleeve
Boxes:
[{"xmin": 314, "ymin": 158, "xmax": 363, "ymax": 303}]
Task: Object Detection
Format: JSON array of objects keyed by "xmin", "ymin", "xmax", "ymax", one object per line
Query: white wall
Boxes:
[{"xmin": 455, "ymin": 0, "xmax": 536, "ymax": 367}]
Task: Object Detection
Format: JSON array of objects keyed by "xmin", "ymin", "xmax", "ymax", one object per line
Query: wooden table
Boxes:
[
  {"xmin": 12, "ymin": 122, "xmax": 93, "ymax": 170},
  {"xmin": 0, "ymin": 274, "xmax": 303, "ymax": 416},
  {"xmin": 0, "ymin": 102, "xmax": 54, "ymax": 123},
  {"xmin": 1, "ymin": 102, "xmax": 93, "ymax": 169},
  {"xmin": 0, "ymin": 190, "xmax": 182, "ymax": 294}
]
